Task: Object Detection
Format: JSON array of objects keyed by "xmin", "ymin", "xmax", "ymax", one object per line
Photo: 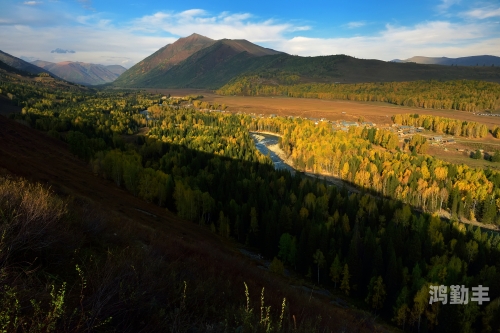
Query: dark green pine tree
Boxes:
[
  {"xmin": 384, "ymin": 243, "xmax": 400, "ymax": 308},
  {"xmin": 491, "ymin": 150, "xmax": 500, "ymax": 162},
  {"xmin": 481, "ymin": 198, "xmax": 497, "ymax": 224}
]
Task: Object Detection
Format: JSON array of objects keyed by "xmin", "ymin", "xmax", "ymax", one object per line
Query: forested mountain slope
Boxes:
[
  {"xmin": 113, "ymin": 34, "xmax": 500, "ymax": 89},
  {"xmin": 114, "ymin": 35, "xmax": 283, "ymax": 88}
]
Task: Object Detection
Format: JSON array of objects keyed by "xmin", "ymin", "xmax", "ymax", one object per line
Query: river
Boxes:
[{"xmin": 251, "ymin": 133, "xmax": 295, "ymax": 173}]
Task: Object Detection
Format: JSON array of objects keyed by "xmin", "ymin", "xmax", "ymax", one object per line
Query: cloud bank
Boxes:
[
  {"xmin": 51, "ymin": 48, "xmax": 76, "ymax": 54},
  {"xmin": 0, "ymin": 2, "xmax": 498, "ymax": 66}
]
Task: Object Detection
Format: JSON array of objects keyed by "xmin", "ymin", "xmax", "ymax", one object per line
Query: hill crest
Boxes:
[{"xmin": 394, "ymin": 55, "xmax": 500, "ymax": 66}]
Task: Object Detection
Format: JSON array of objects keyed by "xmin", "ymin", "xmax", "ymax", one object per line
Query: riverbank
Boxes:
[
  {"xmin": 252, "ymin": 131, "xmax": 500, "ymax": 232},
  {"xmin": 267, "ymin": 143, "xmax": 294, "ymax": 165}
]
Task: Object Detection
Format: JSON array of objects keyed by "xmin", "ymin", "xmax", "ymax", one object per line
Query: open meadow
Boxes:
[{"xmin": 150, "ymin": 88, "xmax": 500, "ymax": 129}]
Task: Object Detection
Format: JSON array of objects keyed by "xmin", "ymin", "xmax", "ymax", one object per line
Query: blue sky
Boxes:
[{"xmin": 0, "ymin": 0, "xmax": 499, "ymax": 67}]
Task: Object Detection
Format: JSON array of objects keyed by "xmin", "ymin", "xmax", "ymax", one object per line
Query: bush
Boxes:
[
  {"xmin": 269, "ymin": 257, "xmax": 285, "ymax": 276},
  {"xmin": 471, "ymin": 149, "xmax": 482, "ymax": 159},
  {"xmin": 0, "ymin": 177, "xmax": 66, "ymax": 265},
  {"xmin": 491, "ymin": 151, "xmax": 500, "ymax": 162}
]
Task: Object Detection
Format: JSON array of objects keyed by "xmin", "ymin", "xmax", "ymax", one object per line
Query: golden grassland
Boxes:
[{"xmin": 148, "ymin": 88, "xmax": 500, "ymax": 129}]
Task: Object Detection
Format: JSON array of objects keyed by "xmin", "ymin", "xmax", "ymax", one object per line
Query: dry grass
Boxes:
[
  {"xmin": 147, "ymin": 89, "xmax": 500, "ymax": 129},
  {"xmin": 0, "ymin": 177, "xmax": 66, "ymax": 265}
]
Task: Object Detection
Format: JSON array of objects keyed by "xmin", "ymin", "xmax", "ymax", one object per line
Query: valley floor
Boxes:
[{"xmin": 146, "ymin": 88, "xmax": 500, "ymax": 130}]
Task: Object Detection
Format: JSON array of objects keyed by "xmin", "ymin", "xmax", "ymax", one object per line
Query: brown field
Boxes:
[
  {"xmin": 427, "ymin": 144, "xmax": 500, "ymax": 170},
  {"xmin": 150, "ymin": 88, "xmax": 500, "ymax": 129}
]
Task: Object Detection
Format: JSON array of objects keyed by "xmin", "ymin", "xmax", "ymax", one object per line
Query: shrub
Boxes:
[{"xmin": 0, "ymin": 177, "xmax": 66, "ymax": 265}]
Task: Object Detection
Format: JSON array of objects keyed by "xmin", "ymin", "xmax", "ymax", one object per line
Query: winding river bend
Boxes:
[
  {"xmin": 251, "ymin": 132, "xmax": 295, "ymax": 173},
  {"xmin": 250, "ymin": 132, "xmax": 500, "ymax": 233}
]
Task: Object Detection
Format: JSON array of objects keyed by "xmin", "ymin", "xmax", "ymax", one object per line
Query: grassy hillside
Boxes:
[{"xmin": 0, "ymin": 59, "xmax": 31, "ymax": 76}]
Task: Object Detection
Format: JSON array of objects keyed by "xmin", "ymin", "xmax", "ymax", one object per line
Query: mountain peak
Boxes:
[
  {"xmin": 113, "ymin": 33, "xmax": 217, "ymax": 87},
  {"xmin": 216, "ymin": 39, "xmax": 282, "ymax": 57},
  {"xmin": 185, "ymin": 33, "xmax": 213, "ymax": 40}
]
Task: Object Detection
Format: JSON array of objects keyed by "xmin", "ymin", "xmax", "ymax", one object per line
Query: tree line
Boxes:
[
  {"xmin": 251, "ymin": 116, "xmax": 500, "ymax": 225},
  {"xmin": 392, "ymin": 113, "xmax": 490, "ymax": 138},
  {"xmin": 217, "ymin": 76, "xmax": 500, "ymax": 112}
]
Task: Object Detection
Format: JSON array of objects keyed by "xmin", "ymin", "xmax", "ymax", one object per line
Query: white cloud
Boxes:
[
  {"xmin": 463, "ymin": 7, "xmax": 500, "ymax": 19},
  {"xmin": 0, "ymin": 23, "xmax": 175, "ymax": 66},
  {"xmin": 23, "ymin": 1, "xmax": 43, "ymax": 5},
  {"xmin": 277, "ymin": 21, "xmax": 499, "ymax": 60},
  {"xmin": 345, "ymin": 21, "xmax": 365, "ymax": 29},
  {"xmin": 132, "ymin": 9, "xmax": 299, "ymax": 42},
  {"xmin": 0, "ymin": 6, "xmax": 498, "ymax": 66}
]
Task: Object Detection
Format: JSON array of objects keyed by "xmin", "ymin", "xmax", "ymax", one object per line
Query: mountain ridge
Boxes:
[
  {"xmin": 113, "ymin": 33, "xmax": 283, "ymax": 88},
  {"xmin": 0, "ymin": 50, "xmax": 51, "ymax": 75},
  {"xmin": 113, "ymin": 34, "xmax": 500, "ymax": 89},
  {"xmin": 31, "ymin": 60, "xmax": 127, "ymax": 85},
  {"xmin": 392, "ymin": 55, "xmax": 500, "ymax": 66},
  {"xmin": 113, "ymin": 33, "xmax": 216, "ymax": 87}
]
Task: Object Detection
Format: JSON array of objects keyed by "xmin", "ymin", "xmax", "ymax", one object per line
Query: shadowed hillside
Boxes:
[
  {"xmin": 0, "ymin": 115, "xmax": 386, "ymax": 332},
  {"xmin": 0, "ymin": 50, "xmax": 51, "ymax": 75}
]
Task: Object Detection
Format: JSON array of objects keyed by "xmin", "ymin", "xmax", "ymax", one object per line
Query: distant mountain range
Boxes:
[
  {"xmin": 113, "ymin": 34, "xmax": 500, "ymax": 89},
  {"xmin": 31, "ymin": 60, "xmax": 127, "ymax": 85},
  {"xmin": 5, "ymin": 37, "xmax": 499, "ymax": 89},
  {"xmin": 391, "ymin": 55, "xmax": 500, "ymax": 66},
  {"xmin": 0, "ymin": 50, "xmax": 51, "ymax": 76}
]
